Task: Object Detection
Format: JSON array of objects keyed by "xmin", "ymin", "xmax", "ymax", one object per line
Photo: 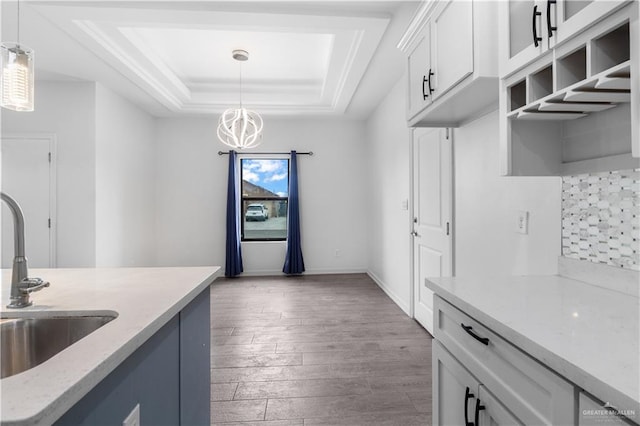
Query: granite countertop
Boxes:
[
  {"xmin": 425, "ymin": 274, "xmax": 640, "ymax": 416},
  {"xmin": 0, "ymin": 266, "xmax": 221, "ymax": 426}
]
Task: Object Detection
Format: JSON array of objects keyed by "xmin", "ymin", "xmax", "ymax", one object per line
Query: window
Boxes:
[{"xmin": 240, "ymin": 158, "xmax": 289, "ymax": 241}]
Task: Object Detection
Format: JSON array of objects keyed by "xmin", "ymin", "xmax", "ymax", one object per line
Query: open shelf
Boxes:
[
  {"xmin": 509, "ymin": 61, "xmax": 630, "ymax": 120},
  {"xmin": 509, "ymin": 79, "xmax": 526, "ymax": 111},
  {"xmin": 557, "ymin": 46, "xmax": 586, "ymax": 90},
  {"xmin": 591, "ymin": 22, "xmax": 630, "ymax": 75},
  {"xmin": 529, "ymin": 65, "xmax": 553, "ymax": 102}
]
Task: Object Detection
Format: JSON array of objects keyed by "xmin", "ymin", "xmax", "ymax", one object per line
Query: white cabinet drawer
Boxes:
[{"xmin": 434, "ymin": 295, "xmax": 575, "ymax": 425}]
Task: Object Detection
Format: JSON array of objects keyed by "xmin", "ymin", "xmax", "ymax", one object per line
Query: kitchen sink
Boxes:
[{"xmin": 0, "ymin": 314, "xmax": 116, "ymax": 379}]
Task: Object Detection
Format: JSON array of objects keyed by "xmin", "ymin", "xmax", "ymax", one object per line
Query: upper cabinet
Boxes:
[
  {"xmin": 399, "ymin": 0, "xmax": 499, "ymax": 127},
  {"xmin": 501, "ymin": 0, "xmax": 630, "ymax": 77},
  {"xmin": 499, "ymin": 0, "xmax": 640, "ymax": 176}
]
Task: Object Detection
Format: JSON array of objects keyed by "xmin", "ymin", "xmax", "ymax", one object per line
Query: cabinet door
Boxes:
[
  {"xmin": 433, "ymin": 340, "xmax": 481, "ymax": 426},
  {"xmin": 407, "ymin": 24, "xmax": 432, "ymax": 119},
  {"xmin": 551, "ymin": 0, "xmax": 628, "ymax": 46},
  {"xmin": 431, "ymin": 0, "xmax": 473, "ymax": 99},
  {"xmin": 477, "ymin": 385, "xmax": 524, "ymax": 426},
  {"xmin": 501, "ymin": 0, "xmax": 550, "ymax": 76}
]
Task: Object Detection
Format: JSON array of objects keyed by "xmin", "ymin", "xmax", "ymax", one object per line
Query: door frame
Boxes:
[
  {"xmin": 2, "ymin": 133, "xmax": 58, "ymax": 267},
  {"xmin": 409, "ymin": 127, "xmax": 455, "ymax": 321}
]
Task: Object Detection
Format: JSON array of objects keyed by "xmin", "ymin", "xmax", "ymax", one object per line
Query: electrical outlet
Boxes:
[
  {"xmin": 517, "ymin": 210, "xmax": 529, "ymax": 234},
  {"xmin": 335, "ymin": 249, "xmax": 342, "ymax": 258},
  {"xmin": 123, "ymin": 404, "xmax": 140, "ymax": 426}
]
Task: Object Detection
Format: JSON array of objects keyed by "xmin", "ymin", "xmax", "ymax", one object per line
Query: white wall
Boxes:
[
  {"xmin": 1, "ymin": 81, "xmax": 97, "ymax": 267},
  {"xmin": 155, "ymin": 117, "xmax": 368, "ymax": 274},
  {"xmin": 95, "ymin": 84, "xmax": 157, "ymax": 267},
  {"xmin": 453, "ymin": 110, "xmax": 561, "ymax": 276},
  {"xmin": 364, "ymin": 79, "xmax": 413, "ymax": 313}
]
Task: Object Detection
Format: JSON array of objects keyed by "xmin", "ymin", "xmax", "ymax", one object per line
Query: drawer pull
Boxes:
[
  {"xmin": 461, "ymin": 323, "xmax": 489, "ymax": 345},
  {"xmin": 464, "ymin": 386, "xmax": 475, "ymax": 426},
  {"xmin": 475, "ymin": 398, "xmax": 486, "ymax": 425}
]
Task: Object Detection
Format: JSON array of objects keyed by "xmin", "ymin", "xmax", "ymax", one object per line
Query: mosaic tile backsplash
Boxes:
[{"xmin": 562, "ymin": 169, "xmax": 639, "ymax": 271}]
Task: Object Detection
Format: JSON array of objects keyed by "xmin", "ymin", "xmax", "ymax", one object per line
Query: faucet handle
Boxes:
[{"xmin": 20, "ymin": 277, "xmax": 50, "ymax": 294}]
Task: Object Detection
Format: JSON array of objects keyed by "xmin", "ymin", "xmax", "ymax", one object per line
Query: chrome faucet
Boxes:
[{"xmin": 1, "ymin": 192, "xmax": 49, "ymax": 308}]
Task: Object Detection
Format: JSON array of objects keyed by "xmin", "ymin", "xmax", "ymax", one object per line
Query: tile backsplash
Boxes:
[{"xmin": 561, "ymin": 169, "xmax": 639, "ymax": 271}]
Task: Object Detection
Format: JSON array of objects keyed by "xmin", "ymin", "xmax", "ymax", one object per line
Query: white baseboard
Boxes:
[
  {"xmin": 236, "ymin": 267, "xmax": 368, "ymax": 277},
  {"xmin": 366, "ymin": 270, "xmax": 411, "ymax": 316}
]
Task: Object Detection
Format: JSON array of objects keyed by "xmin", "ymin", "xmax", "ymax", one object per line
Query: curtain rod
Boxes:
[{"xmin": 218, "ymin": 151, "xmax": 313, "ymax": 156}]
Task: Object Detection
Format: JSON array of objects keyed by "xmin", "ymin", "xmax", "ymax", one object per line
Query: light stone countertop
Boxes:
[
  {"xmin": 425, "ymin": 274, "xmax": 640, "ymax": 418},
  {"xmin": 0, "ymin": 266, "xmax": 221, "ymax": 426}
]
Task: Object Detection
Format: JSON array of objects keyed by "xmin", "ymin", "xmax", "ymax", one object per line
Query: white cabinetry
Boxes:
[
  {"xmin": 399, "ymin": 0, "xmax": 498, "ymax": 127},
  {"xmin": 433, "ymin": 341, "xmax": 525, "ymax": 426},
  {"xmin": 433, "ymin": 294, "xmax": 640, "ymax": 426},
  {"xmin": 579, "ymin": 392, "xmax": 638, "ymax": 425},
  {"xmin": 499, "ymin": 1, "xmax": 639, "ymax": 176},
  {"xmin": 432, "ymin": 295, "xmax": 575, "ymax": 425},
  {"xmin": 500, "ymin": 0, "xmax": 630, "ymax": 77}
]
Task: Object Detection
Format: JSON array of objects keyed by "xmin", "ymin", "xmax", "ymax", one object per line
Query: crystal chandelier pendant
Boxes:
[{"xmin": 217, "ymin": 50, "xmax": 263, "ymax": 149}]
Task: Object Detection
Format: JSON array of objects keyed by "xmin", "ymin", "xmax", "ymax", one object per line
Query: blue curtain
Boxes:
[
  {"xmin": 283, "ymin": 151, "xmax": 305, "ymax": 274},
  {"xmin": 225, "ymin": 150, "xmax": 243, "ymax": 277}
]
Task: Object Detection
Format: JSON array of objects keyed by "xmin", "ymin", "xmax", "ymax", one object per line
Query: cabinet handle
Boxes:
[
  {"xmin": 428, "ymin": 69, "xmax": 435, "ymax": 94},
  {"xmin": 422, "ymin": 75, "xmax": 429, "ymax": 100},
  {"xmin": 532, "ymin": 5, "xmax": 542, "ymax": 47},
  {"xmin": 461, "ymin": 323, "xmax": 489, "ymax": 346},
  {"xmin": 464, "ymin": 387, "xmax": 475, "ymax": 426},
  {"xmin": 546, "ymin": 0, "xmax": 557, "ymax": 38},
  {"xmin": 475, "ymin": 398, "xmax": 486, "ymax": 426}
]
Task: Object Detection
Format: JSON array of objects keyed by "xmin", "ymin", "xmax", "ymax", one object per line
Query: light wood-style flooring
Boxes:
[{"xmin": 210, "ymin": 274, "xmax": 433, "ymax": 426}]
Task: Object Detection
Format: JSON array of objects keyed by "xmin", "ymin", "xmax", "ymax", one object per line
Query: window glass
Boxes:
[{"xmin": 241, "ymin": 159, "xmax": 289, "ymax": 241}]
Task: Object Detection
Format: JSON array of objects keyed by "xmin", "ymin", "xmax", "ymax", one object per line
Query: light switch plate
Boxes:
[{"xmin": 517, "ymin": 210, "xmax": 529, "ymax": 234}]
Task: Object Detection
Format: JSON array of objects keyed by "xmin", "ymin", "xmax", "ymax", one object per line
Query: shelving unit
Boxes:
[
  {"xmin": 508, "ymin": 60, "xmax": 630, "ymax": 120},
  {"xmin": 499, "ymin": 3, "xmax": 639, "ymax": 176}
]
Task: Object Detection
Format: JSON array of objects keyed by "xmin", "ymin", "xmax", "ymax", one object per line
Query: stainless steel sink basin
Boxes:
[{"xmin": 0, "ymin": 315, "xmax": 116, "ymax": 379}]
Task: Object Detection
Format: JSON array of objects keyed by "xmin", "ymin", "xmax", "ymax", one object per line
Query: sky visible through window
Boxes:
[{"xmin": 242, "ymin": 159, "xmax": 289, "ymax": 197}]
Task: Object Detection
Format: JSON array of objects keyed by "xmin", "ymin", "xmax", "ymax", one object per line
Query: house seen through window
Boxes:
[{"xmin": 241, "ymin": 158, "xmax": 289, "ymax": 241}]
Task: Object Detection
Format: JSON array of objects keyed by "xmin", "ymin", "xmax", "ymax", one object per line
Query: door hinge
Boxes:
[
  {"xmin": 445, "ymin": 128, "xmax": 450, "ymax": 140},
  {"xmin": 446, "ymin": 222, "xmax": 450, "ymax": 235},
  {"xmin": 48, "ymin": 152, "xmax": 52, "ymax": 162},
  {"xmin": 48, "ymin": 218, "xmax": 51, "ymax": 228}
]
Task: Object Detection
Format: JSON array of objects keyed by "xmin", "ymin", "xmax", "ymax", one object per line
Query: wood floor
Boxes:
[{"xmin": 210, "ymin": 274, "xmax": 433, "ymax": 426}]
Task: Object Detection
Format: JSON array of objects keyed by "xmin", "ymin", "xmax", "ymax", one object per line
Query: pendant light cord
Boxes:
[
  {"xmin": 17, "ymin": 0, "xmax": 21, "ymax": 46},
  {"xmin": 239, "ymin": 61, "xmax": 243, "ymax": 109}
]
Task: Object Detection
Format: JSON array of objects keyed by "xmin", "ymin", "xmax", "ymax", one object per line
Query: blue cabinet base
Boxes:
[{"xmin": 55, "ymin": 288, "xmax": 211, "ymax": 426}]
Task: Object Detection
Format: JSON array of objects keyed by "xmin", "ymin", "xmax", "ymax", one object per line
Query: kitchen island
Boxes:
[
  {"xmin": 1, "ymin": 266, "xmax": 220, "ymax": 426},
  {"xmin": 426, "ymin": 264, "xmax": 639, "ymax": 425}
]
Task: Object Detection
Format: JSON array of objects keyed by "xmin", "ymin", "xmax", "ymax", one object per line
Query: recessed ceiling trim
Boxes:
[
  {"xmin": 73, "ymin": 19, "xmax": 185, "ymax": 111},
  {"xmin": 30, "ymin": 3, "xmax": 390, "ymax": 116}
]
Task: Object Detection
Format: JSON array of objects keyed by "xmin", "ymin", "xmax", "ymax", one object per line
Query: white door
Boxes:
[
  {"xmin": 1, "ymin": 136, "xmax": 56, "ymax": 268},
  {"xmin": 412, "ymin": 128, "xmax": 453, "ymax": 334}
]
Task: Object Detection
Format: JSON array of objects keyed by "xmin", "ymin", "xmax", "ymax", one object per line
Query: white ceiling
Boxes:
[{"xmin": 1, "ymin": 1, "xmax": 419, "ymax": 118}]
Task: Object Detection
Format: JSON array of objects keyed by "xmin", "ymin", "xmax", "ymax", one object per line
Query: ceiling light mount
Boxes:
[
  {"xmin": 217, "ymin": 49, "xmax": 263, "ymax": 150},
  {"xmin": 232, "ymin": 49, "xmax": 249, "ymax": 62}
]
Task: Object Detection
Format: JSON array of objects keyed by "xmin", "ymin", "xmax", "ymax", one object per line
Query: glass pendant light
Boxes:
[
  {"xmin": 1, "ymin": 0, "xmax": 35, "ymax": 112},
  {"xmin": 217, "ymin": 50, "xmax": 263, "ymax": 150}
]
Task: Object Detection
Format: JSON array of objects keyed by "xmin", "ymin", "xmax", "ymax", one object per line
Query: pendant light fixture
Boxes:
[
  {"xmin": 1, "ymin": 0, "xmax": 35, "ymax": 112},
  {"xmin": 217, "ymin": 49, "xmax": 263, "ymax": 149}
]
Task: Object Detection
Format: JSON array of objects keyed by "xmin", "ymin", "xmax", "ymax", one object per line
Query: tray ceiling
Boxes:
[{"xmin": 24, "ymin": 2, "xmax": 392, "ymax": 116}]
